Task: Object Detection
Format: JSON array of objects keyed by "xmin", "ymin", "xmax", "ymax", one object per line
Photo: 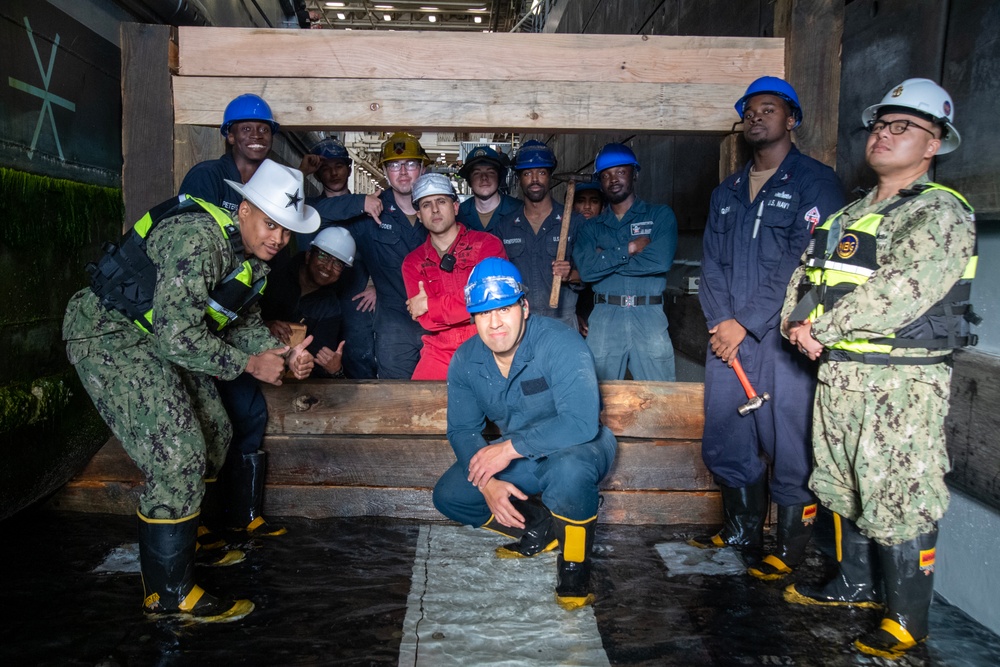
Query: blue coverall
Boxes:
[
  {"xmin": 457, "ymin": 193, "xmax": 522, "ymax": 232},
  {"xmin": 573, "ymin": 197, "xmax": 678, "ymax": 381},
  {"xmin": 699, "ymin": 145, "xmax": 844, "ymax": 504},
  {"xmin": 434, "ymin": 316, "xmax": 617, "ymax": 525},
  {"xmin": 345, "ymin": 190, "xmax": 428, "ymax": 379},
  {"xmin": 178, "ymin": 154, "xmax": 266, "ymax": 457},
  {"xmin": 492, "ymin": 202, "xmax": 584, "ymax": 330},
  {"xmin": 305, "ymin": 194, "xmax": 378, "ymax": 379}
]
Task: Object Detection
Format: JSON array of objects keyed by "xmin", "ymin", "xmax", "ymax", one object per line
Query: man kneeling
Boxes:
[{"xmin": 433, "ymin": 258, "xmax": 618, "ymax": 609}]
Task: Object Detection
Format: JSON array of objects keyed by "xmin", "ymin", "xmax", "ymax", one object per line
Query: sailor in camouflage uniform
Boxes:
[
  {"xmin": 63, "ymin": 160, "xmax": 319, "ymax": 622},
  {"xmin": 780, "ymin": 79, "xmax": 977, "ymax": 660}
]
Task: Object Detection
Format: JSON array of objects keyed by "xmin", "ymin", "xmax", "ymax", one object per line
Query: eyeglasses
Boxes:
[
  {"xmin": 314, "ymin": 250, "xmax": 345, "ymax": 269},
  {"xmin": 385, "ymin": 160, "xmax": 422, "ymax": 173},
  {"xmin": 867, "ymin": 119, "xmax": 937, "ymax": 137}
]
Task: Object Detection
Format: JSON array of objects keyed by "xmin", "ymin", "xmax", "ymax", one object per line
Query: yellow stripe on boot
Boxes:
[
  {"xmin": 748, "ymin": 554, "xmax": 793, "ymax": 581},
  {"xmin": 853, "ymin": 618, "xmax": 921, "ymax": 659}
]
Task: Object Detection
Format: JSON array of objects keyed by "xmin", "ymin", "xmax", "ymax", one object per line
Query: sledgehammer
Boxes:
[{"xmin": 731, "ymin": 357, "xmax": 770, "ymax": 416}]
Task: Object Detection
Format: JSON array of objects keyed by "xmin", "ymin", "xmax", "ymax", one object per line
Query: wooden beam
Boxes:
[
  {"xmin": 173, "ymin": 77, "xmax": 750, "ymax": 134},
  {"xmin": 946, "ymin": 349, "xmax": 1000, "ymax": 510},
  {"xmin": 261, "ymin": 380, "xmax": 703, "ymax": 440},
  {"xmin": 176, "ymin": 28, "xmax": 783, "ymax": 85},
  {"xmin": 121, "ymin": 23, "xmax": 176, "ymax": 226}
]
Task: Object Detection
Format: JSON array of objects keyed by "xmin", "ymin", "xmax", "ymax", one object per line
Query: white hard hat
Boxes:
[
  {"xmin": 862, "ymin": 78, "xmax": 961, "ymax": 154},
  {"xmin": 411, "ymin": 173, "xmax": 457, "ymax": 204},
  {"xmin": 310, "ymin": 226, "xmax": 355, "ymax": 267},
  {"xmin": 225, "ymin": 159, "xmax": 320, "ymax": 233}
]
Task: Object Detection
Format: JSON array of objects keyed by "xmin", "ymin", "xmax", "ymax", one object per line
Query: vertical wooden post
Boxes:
[
  {"xmin": 776, "ymin": 0, "xmax": 843, "ymax": 168},
  {"xmin": 120, "ymin": 23, "xmax": 175, "ymax": 228}
]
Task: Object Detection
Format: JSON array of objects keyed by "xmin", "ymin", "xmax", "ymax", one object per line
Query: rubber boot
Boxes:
[
  {"xmin": 784, "ymin": 512, "xmax": 881, "ymax": 608},
  {"xmin": 854, "ymin": 528, "xmax": 937, "ymax": 660},
  {"xmin": 748, "ymin": 502, "xmax": 818, "ymax": 580},
  {"xmin": 553, "ymin": 514, "xmax": 597, "ymax": 611},
  {"xmin": 688, "ymin": 476, "xmax": 768, "ymax": 551},
  {"xmin": 195, "ymin": 479, "xmax": 227, "ymax": 552},
  {"xmin": 488, "ymin": 496, "xmax": 558, "ymax": 559},
  {"xmin": 137, "ymin": 512, "xmax": 254, "ymax": 622},
  {"xmin": 228, "ymin": 450, "xmax": 287, "ymax": 536}
]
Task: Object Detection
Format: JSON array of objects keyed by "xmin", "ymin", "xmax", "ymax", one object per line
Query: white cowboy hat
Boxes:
[{"xmin": 225, "ymin": 159, "xmax": 320, "ymax": 233}]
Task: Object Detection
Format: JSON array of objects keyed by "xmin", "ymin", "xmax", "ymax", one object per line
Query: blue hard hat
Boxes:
[
  {"xmin": 513, "ymin": 140, "xmax": 557, "ymax": 171},
  {"xmin": 735, "ymin": 76, "xmax": 803, "ymax": 128},
  {"xmin": 574, "ymin": 179, "xmax": 603, "ymax": 194},
  {"xmin": 459, "ymin": 145, "xmax": 509, "ymax": 180},
  {"xmin": 465, "ymin": 258, "xmax": 526, "ymax": 314},
  {"xmin": 310, "ymin": 138, "xmax": 352, "ymax": 163},
  {"xmin": 594, "ymin": 143, "xmax": 640, "ymax": 174},
  {"xmin": 221, "ymin": 94, "xmax": 279, "ymax": 136}
]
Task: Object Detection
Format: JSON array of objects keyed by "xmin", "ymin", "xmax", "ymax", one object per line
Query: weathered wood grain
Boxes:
[
  {"xmin": 176, "ymin": 28, "xmax": 783, "ymax": 85},
  {"xmin": 173, "ymin": 76, "xmax": 751, "ymax": 134},
  {"xmin": 261, "ymin": 380, "xmax": 703, "ymax": 440},
  {"xmin": 946, "ymin": 349, "xmax": 1000, "ymax": 509}
]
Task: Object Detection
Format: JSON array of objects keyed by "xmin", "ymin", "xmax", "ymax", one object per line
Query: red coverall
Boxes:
[{"xmin": 402, "ymin": 224, "xmax": 506, "ymax": 380}]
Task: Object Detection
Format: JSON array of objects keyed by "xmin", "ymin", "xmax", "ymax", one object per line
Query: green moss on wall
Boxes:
[
  {"xmin": 0, "ymin": 168, "xmax": 123, "ymax": 250},
  {"xmin": 0, "ymin": 372, "xmax": 73, "ymax": 434}
]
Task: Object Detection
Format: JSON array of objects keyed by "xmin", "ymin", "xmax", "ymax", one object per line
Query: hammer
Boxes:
[
  {"xmin": 731, "ymin": 356, "xmax": 770, "ymax": 416},
  {"xmin": 548, "ymin": 173, "xmax": 592, "ymax": 308}
]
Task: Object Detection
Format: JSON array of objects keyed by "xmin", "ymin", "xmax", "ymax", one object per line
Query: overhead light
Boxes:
[
  {"xmin": 337, "ymin": 12, "xmax": 346, "ymax": 20},
  {"xmin": 474, "ymin": 16, "xmax": 482, "ymax": 23},
  {"xmin": 383, "ymin": 14, "xmax": 392, "ymax": 21},
  {"xmin": 420, "ymin": 6, "xmax": 439, "ymax": 9},
  {"xmin": 469, "ymin": 6, "xmax": 487, "ymax": 11},
  {"xmin": 374, "ymin": 4, "xmax": 394, "ymax": 8},
  {"xmin": 325, "ymin": 2, "xmax": 345, "ymax": 6},
  {"xmin": 428, "ymin": 15, "xmax": 436, "ymax": 22}
]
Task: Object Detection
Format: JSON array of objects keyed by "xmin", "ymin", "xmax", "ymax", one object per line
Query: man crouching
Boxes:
[{"xmin": 433, "ymin": 258, "xmax": 617, "ymax": 610}]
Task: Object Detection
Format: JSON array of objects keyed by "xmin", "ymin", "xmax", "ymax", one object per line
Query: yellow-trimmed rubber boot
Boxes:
[
  {"xmin": 784, "ymin": 512, "xmax": 881, "ymax": 608},
  {"xmin": 492, "ymin": 496, "xmax": 558, "ymax": 559},
  {"xmin": 553, "ymin": 514, "xmax": 597, "ymax": 611},
  {"xmin": 688, "ymin": 476, "xmax": 767, "ymax": 552},
  {"xmin": 748, "ymin": 502, "xmax": 817, "ymax": 580},
  {"xmin": 138, "ymin": 511, "xmax": 254, "ymax": 622},
  {"xmin": 230, "ymin": 451, "xmax": 287, "ymax": 537},
  {"xmin": 854, "ymin": 528, "xmax": 937, "ymax": 660}
]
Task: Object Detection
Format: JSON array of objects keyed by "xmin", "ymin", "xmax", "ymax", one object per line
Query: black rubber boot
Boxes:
[
  {"xmin": 492, "ymin": 496, "xmax": 558, "ymax": 559},
  {"xmin": 854, "ymin": 527, "xmax": 938, "ymax": 660},
  {"xmin": 553, "ymin": 514, "xmax": 597, "ymax": 611},
  {"xmin": 137, "ymin": 512, "xmax": 254, "ymax": 622},
  {"xmin": 228, "ymin": 450, "xmax": 287, "ymax": 536},
  {"xmin": 784, "ymin": 512, "xmax": 881, "ymax": 608},
  {"xmin": 195, "ymin": 479, "xmax": 227, "ymax": 551},
  {"xmin": 688, "ymin": 476, "xmax": 768, "ymax": 551},
  {"xmin": 748, "ymin": 502, "xmax": 818, "ymax": 580}
]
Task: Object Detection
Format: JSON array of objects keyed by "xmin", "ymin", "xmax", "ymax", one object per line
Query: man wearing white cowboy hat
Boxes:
[{"xmin": 63, "ymin": 159, "xmax": 319, "ymax": 623}]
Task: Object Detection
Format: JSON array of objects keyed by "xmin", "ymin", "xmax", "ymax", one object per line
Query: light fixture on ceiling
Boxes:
[
  {"xmin": 383, "ymin": 14, "xmax": 392, "ymax": 21},
  {"xmin": 474, "ymin": 16, "xmax": 482, "ymax": 23},
  {"xmin": 428, "ymin": 15, "xmax": 436, "ymax": 22},
  {"xmin": 325, "ymin": 2, "xmax": 345, "ymax": 7},
  {"xmin": 337, "ymin": 12, "xmax": 346, "ymax": 20}
]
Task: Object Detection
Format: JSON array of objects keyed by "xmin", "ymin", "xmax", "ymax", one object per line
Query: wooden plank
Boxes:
[
  {"xmin": 778, "ymin": 0, "xmax": 843, "ymax": 168},
  {"xmin": 946, "ymin": 349, "xmax": 1000, "ymax": 510},
  {"xmin": 262, "ymin": 380, "xmax": 703, "ymax": 440},
  {"xmin": 173, "ymin": 77, "xmax": 749, "ymax": 134},
  {"xmin": 48, "ymin": 482, "xmax": 718, "ymax": 525},
  {"xmin": 121, "ymin": 23, "xmax": 175, "ymax": 227},
  {"xmin": 72, "ymin": 437, "xmax": 142, "ymax": 483},
  {"xmin": 176, "ymin": 28, "xmax": 783, "ymax": 85},
  {"xmin": 261, "ymin": 435, "xmax": 710, "ymax": 491}
]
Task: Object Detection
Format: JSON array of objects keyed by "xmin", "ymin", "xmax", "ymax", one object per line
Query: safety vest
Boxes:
[
  {"xmin": 792, "ymin": 183, "xmax": 978, "ymax": 364},
  {"xmin": 87, "ymin": 195, "xmax": 267, "ymax": 334}
]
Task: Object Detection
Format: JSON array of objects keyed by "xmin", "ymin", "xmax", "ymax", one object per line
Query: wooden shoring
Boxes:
[{"xmin": 171, "ymin": 28, "xmax": 784, "ymax": 134}]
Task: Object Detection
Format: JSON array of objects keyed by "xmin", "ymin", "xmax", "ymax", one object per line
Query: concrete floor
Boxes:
[{"xmin": 2, "ymin": 508, "xmax": 1000, "ymax": 666}]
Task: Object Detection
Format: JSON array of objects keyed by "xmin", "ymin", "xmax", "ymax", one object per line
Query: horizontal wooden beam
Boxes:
[
  {"xmin": 173, "ymin": 76, "xmax": 749, "ymax": 134},
  {"xmin": 261, "ymin": 380, "xmax": 703, "ymax": 440},
  {"xmin": 176, "ymin": 28, "xmax": 783, "ymax": 85}
]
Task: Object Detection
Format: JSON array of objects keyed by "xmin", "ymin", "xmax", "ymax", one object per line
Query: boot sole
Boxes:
[
  {"xmin": 495, "ymin": 539, "xmax": 559, "ymax": 559},
  {"xmin": 783, "ymin": 584, "xmax": 882, "ymax": 609},
  {"xmin": 555, "ymin": 593, "xmax": 595, "ymax": 611}
]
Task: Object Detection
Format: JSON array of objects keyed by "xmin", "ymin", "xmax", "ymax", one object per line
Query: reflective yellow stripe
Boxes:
[
  {"xmin": 178, "ymin": 584, "xmax": 206, "ymax": 612},
  {"xmin": 185, "ymin": 195, "xmax": 237, "ymax": 238},
  {"xmin": 137, "ymin": 510, "xmax": 200, "ymax": 524},
  {"xmin": 834, "ymin": 513, "xmax": 843, "ymax": 563},
  {"xmin": 878, "ymin": 618, "xmax": 917, "ymax": 647},
  {"xmin": 134, "ymin": 211, "xmax": 155, "ymax": 237}
]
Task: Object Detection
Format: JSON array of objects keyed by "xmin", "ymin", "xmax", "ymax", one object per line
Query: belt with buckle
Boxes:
[{"xmin": 595, "ymin": 294, "xmax": 663, "ymax": 307}]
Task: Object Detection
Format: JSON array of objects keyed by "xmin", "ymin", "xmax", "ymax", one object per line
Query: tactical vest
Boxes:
[
  {"xmin": 791, "ymin": 183, "xmax": 978, "ymax": 364},
  {"xmin": 87, "ymin": 195, "xmax": 266, "ymax": 334}
]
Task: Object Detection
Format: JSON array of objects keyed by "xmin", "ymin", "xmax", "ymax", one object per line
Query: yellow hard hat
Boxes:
[{"xmin": 380, "ymin": 131, "xmax": 431, "ymax": 166}]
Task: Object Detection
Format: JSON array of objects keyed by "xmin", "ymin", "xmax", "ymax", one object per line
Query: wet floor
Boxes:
[{"xmin": 2, "ymin": 508, "xmax": 999, "ymax": 666}]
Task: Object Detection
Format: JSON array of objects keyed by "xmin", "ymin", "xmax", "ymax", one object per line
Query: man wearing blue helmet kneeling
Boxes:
[{"xmin": 433, "ymin": 258, "xmax": 618, "ymax": 610}]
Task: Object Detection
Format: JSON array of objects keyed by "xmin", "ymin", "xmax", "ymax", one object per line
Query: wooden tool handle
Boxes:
[{"xmin": 549, "ymin": 180, "xmax": 576, "ymax": 309}]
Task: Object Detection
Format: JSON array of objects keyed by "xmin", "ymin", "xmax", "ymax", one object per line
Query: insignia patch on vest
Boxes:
[
  {"xmin": 520, "ymin": 377, "xmax": 550, "ymax": 396},
  {"xmin": 837, "ymin": 233, "xmax": 860, "ymax": 259}
]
